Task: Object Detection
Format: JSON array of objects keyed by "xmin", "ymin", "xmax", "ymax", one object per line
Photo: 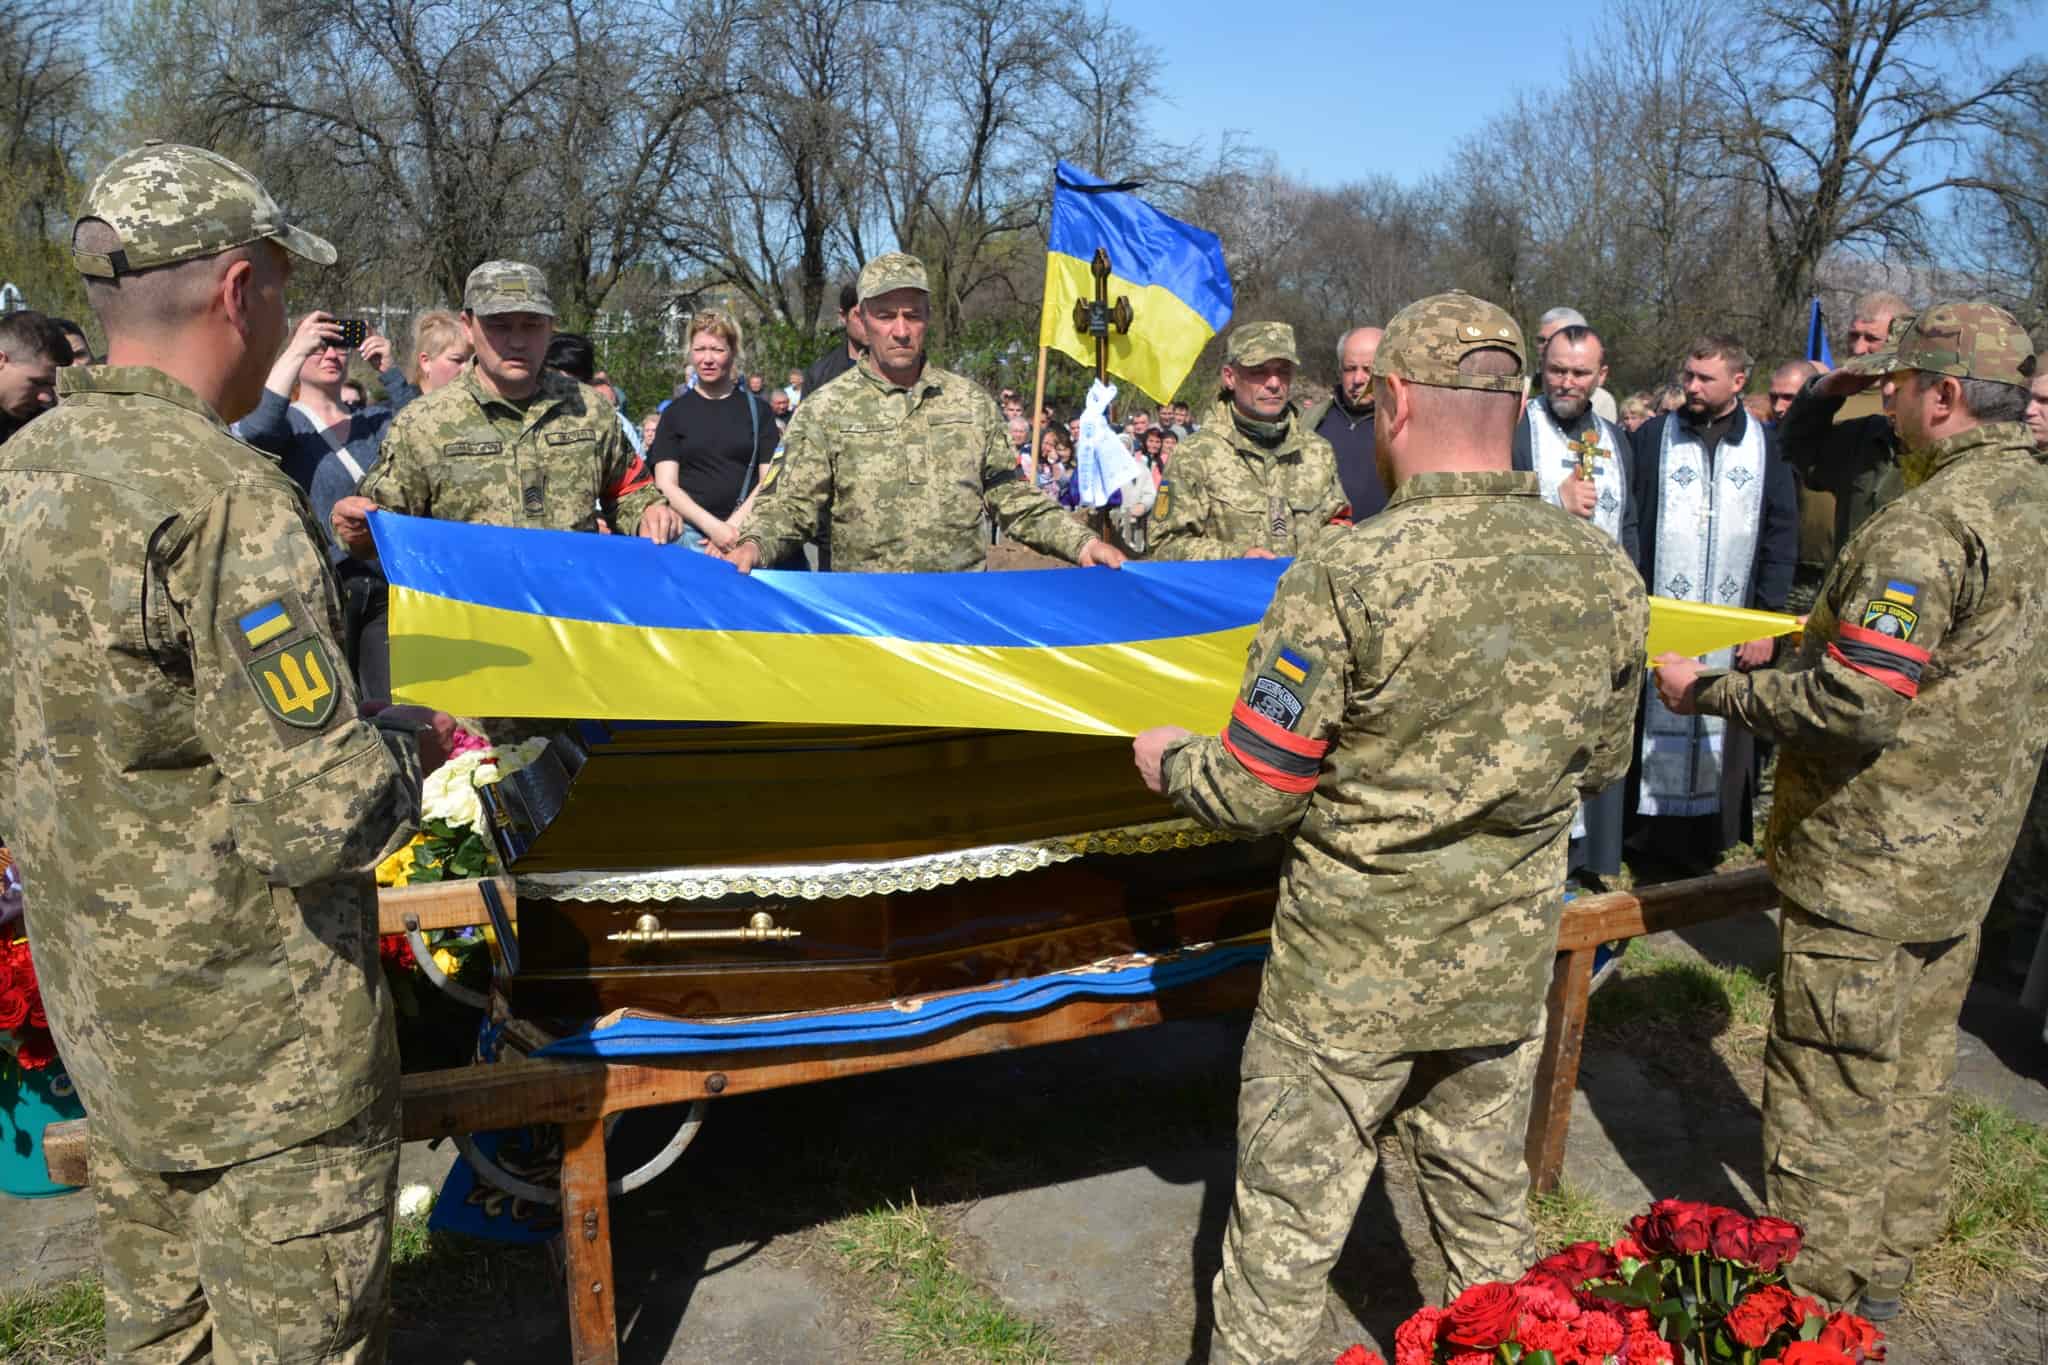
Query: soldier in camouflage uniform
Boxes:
[
  {"xmin": 0, "ymin": 143, "xmax": 430, "ymax": 1362},
  {"xmin": 732, "ymin": 252, "xmax": 1120, "ymax": 574},
  {"xmin": 331, "ymin": 261, "xmax": 679, "ymax": 552},
  {"xmin": 1134, "ymin": 293, "xmax": 1648, "ymax": 1365},
  {"xmin": 1656, "ymin": 303, "xmax": 2048, "ymax": 1320},
  {"xmin": 1146, "ymin": 322, "xmax": 1345, "ymax": 561}
]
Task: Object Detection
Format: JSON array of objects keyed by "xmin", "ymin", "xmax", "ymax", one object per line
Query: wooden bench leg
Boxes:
[
  {"xmin": 1525, "ymin": 946, "xmax": 1595, "ymax": 1195},
  {"xmin": 559, "ymin": 1118, "xmax": 620, "ymax": 1365}
]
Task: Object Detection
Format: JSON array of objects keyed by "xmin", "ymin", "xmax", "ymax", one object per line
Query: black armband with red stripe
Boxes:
[
  {"xmin": 1828, "ymin": 622, "xmax": 1930, "ymax": 698},
  {"xmin": 1221, "ymin": 699, "xmax": 1330, "ymax": 793}
]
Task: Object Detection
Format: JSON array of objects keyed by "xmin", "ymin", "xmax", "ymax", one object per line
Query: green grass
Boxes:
[
  {"xmin": 0, "ymin": 1275, "xmax": 103, "ymax": 1364},
  {"xmin": 1587, "ymin": 947, "xmax": 1773, "ymax": 1044},
  {"xmin": 1916, "ymin": 1094, "xmax": 2048, "ymax": 1302},
  {"xmin": 1530, "ymin": 1179, "xmax": 1629, "ymax": 1255},
  {"xmin": 830, "ymin": 1196, "xmax": 1057, "ymax": 1363},
  {"xmin": 387, "ymin": 1201, "xmax": 550, "ymax": 1312}
]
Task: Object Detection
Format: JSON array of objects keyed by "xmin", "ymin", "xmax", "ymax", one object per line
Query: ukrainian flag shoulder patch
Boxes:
[
  {"xmin": 1273, "ymin": 646, "xmax": 1310, "ymax": 685},
  {"xmin": 239, "ymin": 600, "xmax": 293, "ymax": 649}
]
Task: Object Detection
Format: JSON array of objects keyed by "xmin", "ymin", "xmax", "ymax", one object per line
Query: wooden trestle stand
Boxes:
[{"xmin": 43, "ymin": 866, "xmax": 1778, "ymax": 1364}]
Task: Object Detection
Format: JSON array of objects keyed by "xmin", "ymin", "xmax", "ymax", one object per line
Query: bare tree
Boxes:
[{"xmin": 1710, "ymin": 0, "xmax": 2046, "ymax": 347}]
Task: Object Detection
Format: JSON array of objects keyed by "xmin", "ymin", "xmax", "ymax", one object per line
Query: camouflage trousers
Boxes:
[
  {"xmin": 91, "ymin": 1082, "xmax": 399, "ymax": 1364},
  {"xmin": 1765, "ymin": 899, "xmax": 1979, "ymax": 1307},
  {"xmin": 1209, "ymin": 1014, "xmax": 1541, "ymax": 1365}
]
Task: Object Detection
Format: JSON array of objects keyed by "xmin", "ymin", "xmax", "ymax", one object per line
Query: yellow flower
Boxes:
[
  {"xmin": 432, "ymin": 948, "xmax": 461, "ymax": 978},
  {"xmin": 375, "ymin": 836, "xmax": 426, "ymax": 887}
]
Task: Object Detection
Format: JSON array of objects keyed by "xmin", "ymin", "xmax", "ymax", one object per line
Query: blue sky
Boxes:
[{"xmin": 1109, "ymin": 0, "xmax": 1579, "ymax": 186}]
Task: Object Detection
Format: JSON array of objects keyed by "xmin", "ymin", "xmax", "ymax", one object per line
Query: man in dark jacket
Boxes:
[
  {"xmin": 1302, "ymin": 325, "xmax": 1385, "ymax": 519},
  {"xmin": 1778, "ymin": 291, "xmax": 1912, "ymax": 559}
]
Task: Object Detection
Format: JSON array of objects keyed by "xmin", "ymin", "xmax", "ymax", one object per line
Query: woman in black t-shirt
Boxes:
[{"xmin": 649, "ymin": 311, "xmax": 778, "ymax": 552}]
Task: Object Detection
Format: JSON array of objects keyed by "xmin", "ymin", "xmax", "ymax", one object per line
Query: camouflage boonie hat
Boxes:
[
  {"xmin": 1842, "ymin": 301, "xmax": 2036, "ymax": 387},
  {"xmin": 857, "ymin": 252, "xmax": 929, "ymax": 304},
  {"xmin": 464, "ymin": 260, "xmax": 556, "ymax": 317},
  {"xmin": 72, "ymin": 142, "xmax": 336, "ymax": 279},
  {"xmin": 1226, "ymin": 322, "xmax": 1299, "ymax": 367},
  {"xmin": 1377, "ymin": 291, "xmax": 1524, "ymax": 392}
]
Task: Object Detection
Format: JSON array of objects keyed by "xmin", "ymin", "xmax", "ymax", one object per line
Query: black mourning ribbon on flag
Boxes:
[{"xmin": 1055, "ymin": 171, "xmax": 1144, "ymax": 195}]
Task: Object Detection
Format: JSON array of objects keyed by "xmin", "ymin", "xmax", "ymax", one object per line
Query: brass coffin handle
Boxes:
[{"xmin": 607, "ymin": 910, "xmax": 802, "ymax": 944}]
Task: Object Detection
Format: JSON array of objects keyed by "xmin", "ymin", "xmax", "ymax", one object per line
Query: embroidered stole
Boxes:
[{"xmin": 1638, "ymin": 414, "xmax": 1766, "ymax": 816}]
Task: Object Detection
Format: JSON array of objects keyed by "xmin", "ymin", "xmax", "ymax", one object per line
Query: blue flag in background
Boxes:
[{"xmin": 1805, "ymin": 298, "xmax": 1834, "ymax": 368}]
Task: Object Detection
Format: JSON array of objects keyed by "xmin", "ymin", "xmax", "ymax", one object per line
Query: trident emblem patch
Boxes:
[{"xmin": 249, "ymin": 641, "xmax": 338, "ymax": 729}]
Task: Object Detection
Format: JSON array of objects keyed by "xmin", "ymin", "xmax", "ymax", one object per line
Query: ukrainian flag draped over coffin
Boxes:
[
  {"xmin": 375, "ymin": 514, "xmax": 1283, "ymax": 736},
  {"xmin": 374, "ymin": 514, "xmax": 1801, "ymax": 736},
  {"xmin": 1039, "ymin": 161, "xmax": 1232, "ymax": 404}
]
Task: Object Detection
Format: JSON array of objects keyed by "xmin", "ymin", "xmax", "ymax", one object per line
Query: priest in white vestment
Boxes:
[
  {"xmin": 1513, "ymin": 324, "xmax": 1640, "ymax": 885},
  {"xmin": 1625, "ymin": 335, "xmax": 1799, "ymax": 873}
]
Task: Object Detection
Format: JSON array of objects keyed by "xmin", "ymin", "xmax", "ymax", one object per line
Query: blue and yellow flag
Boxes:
[
  {"xmin": 373, "ymin": 515, "xmax": 1800, "ymax": 737},
  {"xmin": 376, "ymin": 514, "xmax": 1283, "ymax": 736},
  {"xmin": 1040, "ymin": 162, "xmax": 1232, "ymax": 404}
]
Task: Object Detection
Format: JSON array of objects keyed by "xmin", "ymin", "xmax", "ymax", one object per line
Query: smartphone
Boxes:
[{"xmin": 333, "ymin": 317, "xmax": 369, "ymax": 350}]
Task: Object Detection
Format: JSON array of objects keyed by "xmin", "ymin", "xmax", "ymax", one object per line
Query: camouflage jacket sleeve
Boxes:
[
  {"xmin": 595, "ymin": 398, "xmax": 661, "ymax": 535},
  {"xmin": 739, "ymin": 403, "xmax": 826, "ymax": 564},
  {"xmin": 1697, "ymin": 507, "xmax": 1953, "ymax": 754},
  {"xmin": 1587, "ymin": 552, "xmax": 1651, "ymax": 794},
  {"xmin": 164, "ymin": 478, "xmax": 422, "ymax": 885},
  {"xmin": 355, "ymin": 407, "xmax": 433, "ymax": 516},
  {"xmin": 981, "ymin": 407, "xmax": 1092, "ymax": 562},
  {"xmin": 1162, "ymin": 558, "xmax": 1352, "ymax": 834}
]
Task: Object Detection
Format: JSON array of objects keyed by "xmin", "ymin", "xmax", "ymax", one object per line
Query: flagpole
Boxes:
[
  {"xmin": 1028, "ymin": 201, "xmax": 1057, "ymax": 481},
  {"xmin": 1028, "ymin": 343, "xmax": 1050, "ymax": 479}
]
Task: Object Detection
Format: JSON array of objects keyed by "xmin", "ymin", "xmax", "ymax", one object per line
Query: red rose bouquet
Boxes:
[
  {"xmin": 0, "ymin": 932, "xmax": 60, "ymax": 1073},
  {"xmin": 1336, "ymin": 1199, "xmax": 1883, "ymax": 1365}
]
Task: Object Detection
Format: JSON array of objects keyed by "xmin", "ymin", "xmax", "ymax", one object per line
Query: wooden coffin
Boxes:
[{"xmin": 483, "ymin": 722, "xmax": 1282, "ymax": 1020}]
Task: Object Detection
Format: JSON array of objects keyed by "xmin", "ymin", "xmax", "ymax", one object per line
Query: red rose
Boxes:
[
  {"xmin": 1334, "ymin": 1348, "xmax": 1386, "ymax": 1365},
  {"xmin": 16, "ymin": 1028, "xmax": 55, "ymax": 1070},
  {"xmin": 1535, "ymin": 1240, "xmax": 1619, "ymax": 1287},
  {"xmin": 0, "ymin": 987, "xmax": 28, "ymax": 1031},
  {"xmin": 1441, "ymin": 1282, "xmax": 1520, "ymax": 1348},
  {"xmin": 27, "ymin": 996, "xmax": 45, "ymax": 1029},
  {"xmin": 1764, "ymin": 1343, "xmax": 1855, "ymax": 1365},
  {"xmin": 1749, "ymin": 1216, "xmax": 1804, "ymax": 1272},
  {"xmin": 1816, "ymin": 1311, "xmax": 1885, "ymax": 1361},
  {"xmin": 0, "ymin": 957, "xmax": 15, "ymax": 994},
  {"xmin": 378, "ymin": 934, "xmax": 417, "ymax": 971},
  {"xmin": 1709, "ymin": 1210, "xmax": 1756, "ymax": 1263},
  {"xmin": 1515, "ymin": 1271, "xmax": 1582, "ymax": 1322},
  {"xmin": 1632, "ymin": 1199, "xmax": 1717, "ymax": 1256},
  {"xmin": 1610, "ymin": 1235, "xmax": 1651, "ymax": 1264},
  {"xmin": 1445, "ymin": 1354, "xmax": 1493, "ymax": 1365},
  {"xmin": 1393, "ymin": 1306, "xmax": 1443, "ymax": 1365}
]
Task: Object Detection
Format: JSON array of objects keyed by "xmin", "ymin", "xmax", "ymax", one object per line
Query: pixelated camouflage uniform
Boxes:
[
  {"xmin": 358, "ymin": 364, "xmax": 659, "ymax": 536},
  {"xmin": 1164, "ymin": 295, "xmax": 1646, "ymax": 1362},
  {"xmin": 1146, "ymin": 398, "xmax": 1344, "ymax": 561},
  {"xmin": 0, "ymin": 140, "xmax": 422, "ymax": 1363},
  {"xmin": 0, "ymin": 367, "xmax": 421, "ymax": 1360},
  {"xmin": 739, "ymin": 355, "xmax": 1093, "ymax": 572},
  {"xmin": 1693, "ymin": 302, "xmax": 2048, "ymax": 1309}
]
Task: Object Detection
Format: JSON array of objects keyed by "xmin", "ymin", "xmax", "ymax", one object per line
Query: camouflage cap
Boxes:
[
  {"xmin": 1226, "ymin": 322, "xmax": 1299, "ymax": 367},
  {"xmin": 464, "ymin": 260, "xmax": 556, "ymax": 317},
  {"xmin": 72, "ymin": 142, "xmax": 336, "ymax": 279},
  {"xmin": 856, "ymin": 252, "xmax": 929, "ymax": 304},
  {"xmin": 1841, "ymin": 301, "xmax": 2036, "ymax": 387},
  {"xmin": 1376, "ymin": 291, "xmax": 1524, "ymax": 392}
]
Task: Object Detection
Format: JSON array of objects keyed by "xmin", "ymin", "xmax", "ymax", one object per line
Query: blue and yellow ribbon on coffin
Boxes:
[
  {"xmin": 1040, "ymin": 161, "xmax": 1233, "ymax": 404},
  {"xmin": 374, "ymin": 514, "xmax": 1801, "ymax": 737}
]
